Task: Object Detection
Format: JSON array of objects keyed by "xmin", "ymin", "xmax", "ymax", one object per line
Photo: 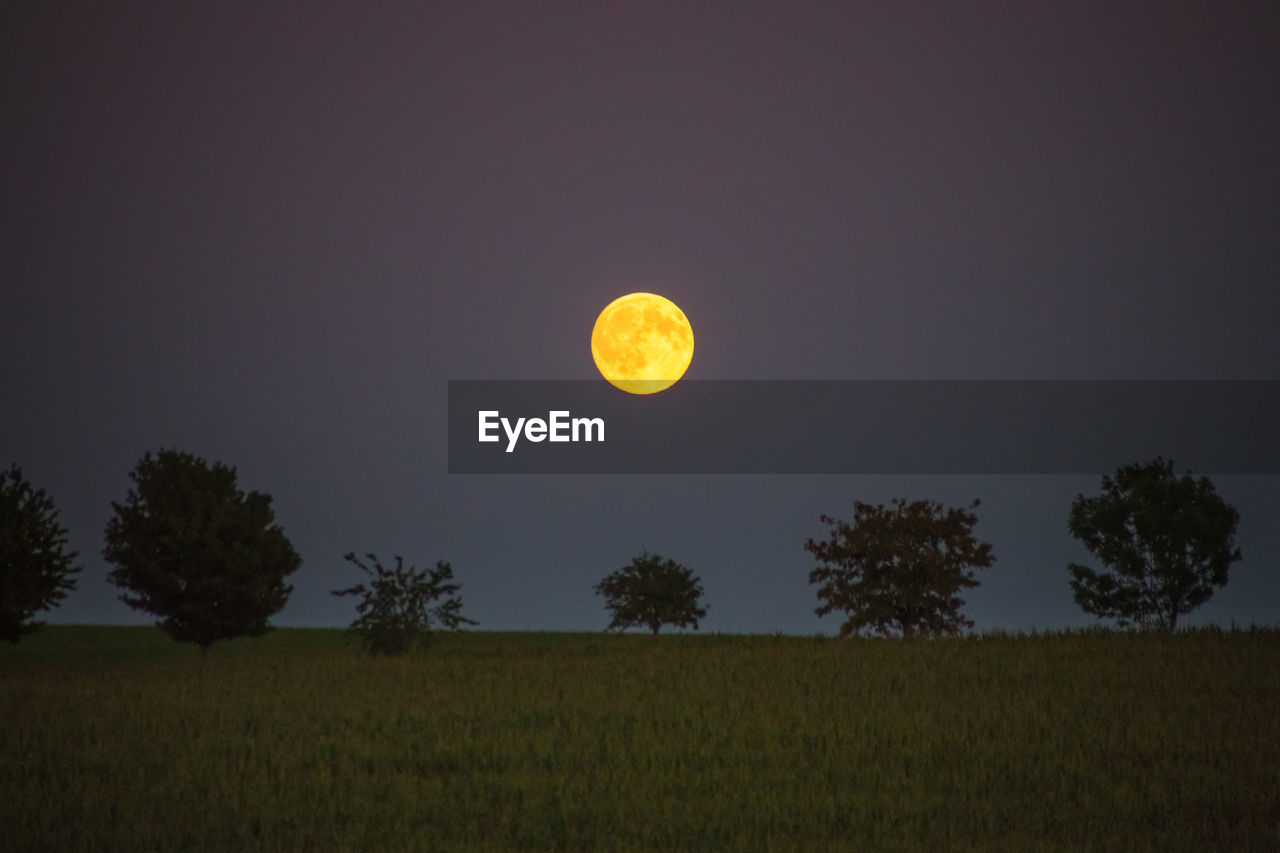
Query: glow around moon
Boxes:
[{"xmin": 591, "ymin": 292, "xmax": 694, "ymax": 394}]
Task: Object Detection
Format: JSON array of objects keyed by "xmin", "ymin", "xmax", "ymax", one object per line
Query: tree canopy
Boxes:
[
  {"xmin": 0, "ymin": 464, "xmax": 80, "ymax": 642},
  {"xmin": 594, "ymin": 550, "xmax": 707, "ymax": 635},
  {"xmin": 103, "ymin": 449, "xmax": 301, "ymax": 652},
  {"xmin": 1068, "ymin": 457, "xmax": 1240, "ymax": 631},
  {"xmin": 331, "ymin": 552, "xmax": 477, "ymax": 655},
  {"xmin": 806, "ymin": 498, "xmax": 995, "ymax": 637}
]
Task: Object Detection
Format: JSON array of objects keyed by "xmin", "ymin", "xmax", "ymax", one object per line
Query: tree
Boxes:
[
  {"xmin": 0, "ymin": 464, "xmax": 81, "ymax": 642},
  {"xmin": 1067, "ymin": 457, "xmax": 1240, "ymax": 631},
  {"xmin": 806, "ymin": 498, "xmax": 995, "ymax": 637},
  {"xmin": 103, "ymin": 449, "xmax": 300, "ymax": 652},
  {"xmin": 594, "ymin": 550, "xmax": 707, "ymax": 635},
  {"xmin": 331, "ymin": 552, "xmax": 476, "ymax": 655}
]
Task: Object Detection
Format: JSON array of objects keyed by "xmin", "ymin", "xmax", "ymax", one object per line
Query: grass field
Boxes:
[{"xmin": 3, "ymin": 625, "xmax": 1279, "ymax": 851}]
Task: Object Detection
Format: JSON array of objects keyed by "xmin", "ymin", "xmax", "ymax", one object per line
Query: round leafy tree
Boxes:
[
  {"xmin": 0, "ymin": 464, "xmax": 81, "ymax": 642},
  {"xmin": 331, "ymin": 552, "xmax": 477, "ymax": 656},
  {"xmin": 1068, "ymin": 457, "xmax": 1241, "ymax": 631},
  {"xmin": 103, "ymin": 449, "xmax": 301, "ymax": 652},
  {"xmin": 594, "ymin": 550, "xmax": 708, "ymax": 635},
  {"xmin": 806, "ymin": 498, "xmax": 995, "ymax": 637}
]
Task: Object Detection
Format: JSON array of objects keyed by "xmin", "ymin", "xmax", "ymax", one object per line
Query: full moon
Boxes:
[{"xmin": 591, "ymin": 292, "xmax": 694, "ymax": 394}]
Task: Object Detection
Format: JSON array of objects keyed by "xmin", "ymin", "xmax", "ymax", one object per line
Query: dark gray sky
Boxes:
[{"xmin": 4, "ymin": 2, "xmax": 1279, "ymax": 633}]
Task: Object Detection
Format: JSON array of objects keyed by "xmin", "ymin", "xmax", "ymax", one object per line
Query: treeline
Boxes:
[{"xmin": 0, "ymin": 451, "xmax": 1243, "ymax": 654}]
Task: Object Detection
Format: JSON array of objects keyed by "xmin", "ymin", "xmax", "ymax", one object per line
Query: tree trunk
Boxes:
[{"xmin": 650, "ymin": 623, "xmax": 660, "ymax": 636}]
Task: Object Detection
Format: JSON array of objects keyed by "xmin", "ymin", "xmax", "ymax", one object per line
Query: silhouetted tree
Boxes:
[
  {"xmin": 1068, "ymin": 457, "xmax": 1240, "ymax": 631},
  {"xmin": 331, "ymin": 552, "xmax": 476, "ymax": 655},
  {"xmin": 0, "ymin": 464, "xmax": 80, "ymax": 642},
  {"xmin": 103, "ymin": 449, "xmax": 300, "ymax": 653},
  {"xmin": 594, "ymin": 550, "xmax": 707, "ymax": 635},
  {"xmin": 806, "ymin": 498, "xmax": 994, "ymax": 637}
]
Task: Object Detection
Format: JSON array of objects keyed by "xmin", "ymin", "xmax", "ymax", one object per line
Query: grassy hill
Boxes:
[{"xmin": 3, "ymin": 625, "xmax": 1278, "ymax": 851}]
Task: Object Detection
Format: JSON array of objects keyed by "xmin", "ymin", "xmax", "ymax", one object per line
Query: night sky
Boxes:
[{"xmin": 5, "ymin": 2, "xmax": 1279, "ymax": 634}]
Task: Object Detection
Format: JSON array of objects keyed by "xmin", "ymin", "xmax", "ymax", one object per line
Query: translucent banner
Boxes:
[{"xmin": 447, "ymin": 380, "xmax": 1280, "ymax": 474}]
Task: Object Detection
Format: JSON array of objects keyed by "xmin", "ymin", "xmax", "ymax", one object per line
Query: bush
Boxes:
[{"xmin": 331, "ymin": 552, "xmax": 477, "ymax": 655}]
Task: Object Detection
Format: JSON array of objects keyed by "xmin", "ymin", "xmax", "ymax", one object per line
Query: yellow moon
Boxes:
[{"xmin": 591, "ymin": 292, "xmax": 694, "ymax": 394}]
